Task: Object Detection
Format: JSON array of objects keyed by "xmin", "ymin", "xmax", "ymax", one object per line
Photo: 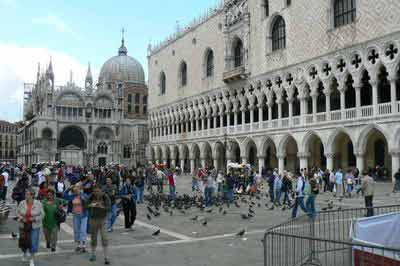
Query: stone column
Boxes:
[
  {"xmin": 241, "ymin": 157, "xmax": 247, "ymax": 165},
  {"xmin": 298, "ymin": 152, "xmax": 309, "ymax": 171},
  {"xmin": 356, "ymin": 153, "xmax": 364, "ymax": 174},
  {"xmin": 325, "ymin": 92, "xmax": 331, "ymax": 120},
  {"xmin": 213, "ymin": 116, "xmax": 217, "ymax": 129},
  {"xmin": 201, "ymin": 158, "xmax": 206, "ymax": 168},
  {"xmin": 258, "ymin": 105, "xmax": 263, "ymax": 127},
  {"xmin": 391, "ymin": 152, "xmax": 400, "ymax": 183},
  {"xmin": 277, "ymin": 154, "xmax": 285, "ymax": 175},
  {"xmin": 355, "ymin": 86, "xmax": 361, "ymax": 117},
  {"xmin": 268, "ymin": 105, "xmax": 272, "ymax": 122},
  {"xmin": 220, "ymin": 114, "xmax": 224, "ymax": 128},
  {"xmin": 325, "ymin": 153, "xmax": 334, "ymax": 171},
  {"xmin": 250, "ymin": 107, "xmax": 254, "ymax": 128},
  {"xmin": 340, "ymin": 90, "xmax": 345, "ymax": 118},
  {"xmin": 241, "ymin": 109, "xmax": 245, "ymax": 126},
  {"xmin": 190, "ymin": 159, "xmax": 195, "ymax": 175},
  {"xmin": 288, "ymin": 99, "xmax": 293, "ymax": 126},
  {"xmin": 258, "ymin": 156, "xmax": 265, "ymax": 175},
  {"xmin": 371, "ymin": 78, "xmax": 378, "ymax": 116},
  {"xmin": 180, "ymin": 159, "xmax": 185, "ymax": 172},
  {"xmin": 277, "ymin": 99, "xmax": 283, "ymax": 127},
  {"xmin": 171, "ymin": 159, "xmax": 176, "ymax": 169},
  {"xmin": 213, "ymin": 158, "xmax": 218, "ymax": 170},
  {"xmin": 207, "ymin": 117, "xmax": 211, "ymax": 130},
  {"xmin": 390, "ymin": 78, "xmax": 397, "ymax": 114},
  {"xmin": 312, "ymin": 95, "xmax": 317, "ymax": 122},
  {"xmin": 234, "ymin": 111, "xmax": 238, "ymax": 127},
  {"xmin": 201, "ymin": 118, "xmax": 205, "ymax": 131}
]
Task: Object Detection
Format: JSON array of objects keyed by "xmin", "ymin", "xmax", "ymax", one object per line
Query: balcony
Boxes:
[
  {"xmin": 223, "ymin": 66, "xmax": 247, "ymax": 83},
  {"xmin": 151, "ymin": 102, "xmax": 400, "ymax": 144}
]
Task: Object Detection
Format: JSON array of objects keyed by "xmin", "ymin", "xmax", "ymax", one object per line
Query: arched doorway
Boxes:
[
  {"xmin": 331, "ymin": 131, "xmax": 356, "ymax": 170},
  {"xmin": 58, "ymin": 126, "xmax": 86, "ymax": 166},
  {"xmin": 306, "ymin": 133, "xmax": 326, "ymax": 170},
  {"xmin": 246, "ymin": 139, "xmax": 258, "ymax": 167},
  {"xmin": 360, "ymin": 70, "xmax": 373, "ymax": 106},
  {"xmin": 282, "ymin": 136, "xmax": 299, "ymax": 173},
  {"xmin": 263, "ymin": 139, "xmax": 278, "ymax": 170},
  {"xmin": 364, "ymin": 128, "xmax": 390, "ymax": 180},
  {"xmin": 229, "ymin": 141, "xmax": 241, "ymax": 163}
]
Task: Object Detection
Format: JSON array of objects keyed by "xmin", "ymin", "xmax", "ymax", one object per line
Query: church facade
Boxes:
[
  {"xmin": 17, "ymin": 38, "xmax": 148, "ymax": 167},
  {"xmin": 148, "ymin": 0, "xmax": 400, "ymax": 181}
]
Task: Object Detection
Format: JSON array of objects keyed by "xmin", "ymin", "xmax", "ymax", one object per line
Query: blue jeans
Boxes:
[
  {"xmin": 30, "ymin": 228, "xmax": 40, "ymax": 254},
  {"xmin": 169, "ymin": 185, "xmax": 176, "ymax": 200},
  {"xmin": 269, "ymin": 187, "xmax": 275, "ymax": 203},
  {"xmin": 136, "ymin": 186, "xmax": 144, "ymax": 203},
  {"xmin": 274, "ymin": 189, "xmax": 282, "ymax": 205},
  {"xmin": 107, "ymin": 204, "xmax": 118, "ymax": 231},
  {"xmin": 292, "ymin": 196, "xmax": 308, "ymax": 218},
  {"xmin": 73, "ymin": 214, "xmax": 88, "ymax": 243},
  {"xmin": 282, "ymin": 191, "xmax": 291, "ymax": 205},
  {"xmin": 225, "ymin": 188, "xmax": 234, "ymax": 202},
  {"xmin": 306, "ymin": 194, "xmax": 316, "ymax": 219},
  {"xmin": 204, "ymin": 187, "xmax": 214, "ymax": 207}
]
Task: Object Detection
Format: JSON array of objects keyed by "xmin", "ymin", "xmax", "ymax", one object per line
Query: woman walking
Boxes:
[
  {"xmin": 42, "ymin": 188, "xmax": 66, "ymax": 252},
  {"xmin": 64, "ymin": 184, "xmax": 89, "ymax": 252},
  {"xmin": 17, "ymin": 188, "xmax": 44, "ymax": 266}
]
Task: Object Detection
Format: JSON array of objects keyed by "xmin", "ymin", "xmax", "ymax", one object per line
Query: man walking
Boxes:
[
  {"xmin": 119, "ymin": 177, "xmax": 136, "ymax": 230},
  {"xmin": 361, "ymin": 170, "xmax": 375, "ymax": 217},
  {"xmin": 291, "ymin": 172, "xmax": 308, "ymax": 218},
  {"xmin": 1, "ymin": 170, "xmax": 9, "ymax": 201},
  {"xmin": 86, "ymin": 185, "xmax": 111, "ymax": 264},
  {"xmin": 102, "ymin": 177, "xmax": 118, "ymax": 232}
]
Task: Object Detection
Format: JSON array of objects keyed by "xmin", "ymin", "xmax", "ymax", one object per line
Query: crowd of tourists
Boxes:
[{"xmin": 0, "ymin": 160, "xmax": 398, "ymax": 265}]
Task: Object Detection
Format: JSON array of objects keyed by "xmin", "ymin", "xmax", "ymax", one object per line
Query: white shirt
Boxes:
[
  {"xmin": 57, "ymin": 182, "xmax": 65, "ymax": 192},
  {"xmin": 1, "ymin": 172, "xmax": 9, "ymax": 187},
  {"xmin": 38, "ymin": 171, "xmax": 45, "ymax": 185}
]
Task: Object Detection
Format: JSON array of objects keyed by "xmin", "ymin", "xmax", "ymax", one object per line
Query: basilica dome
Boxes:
[{"xmin": 99, "ymin": 38, "xmax": 145, "ymax": 85}]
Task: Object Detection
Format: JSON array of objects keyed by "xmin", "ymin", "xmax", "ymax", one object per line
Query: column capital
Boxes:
[
  {"xmin": 324, "ymin": 153, "xmax": 334, "ymax": 159},
  {"xmin": 354, "ymin": 152, "xmax": 365, "ymax": 157},
  {"xmin": 297, "ymin": 152, "xmax": 310, "ymax": 159},
  {"xmin": 390, "ymin": 150, "xmax": 400, "ymax": 157}
]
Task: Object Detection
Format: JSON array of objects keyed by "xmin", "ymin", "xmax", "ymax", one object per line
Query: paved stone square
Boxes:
[{"xmin": 0, "ymin": 176, "xmax": 399, "ymax": 266}]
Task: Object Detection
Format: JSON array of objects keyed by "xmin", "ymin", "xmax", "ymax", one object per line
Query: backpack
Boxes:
[{"xmin": 55, "ymin": 203, "xmax": 67, "ymax": 224}]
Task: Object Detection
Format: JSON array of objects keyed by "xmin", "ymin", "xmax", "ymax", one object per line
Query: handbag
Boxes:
[{"xmin": 55, "ymin": 207, "xmax": 66, "ymax": 224}]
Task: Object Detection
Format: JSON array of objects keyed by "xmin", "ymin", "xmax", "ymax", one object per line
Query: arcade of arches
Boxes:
[{"xmin": 152, "ymin": 125, "xmax": 400, "ymax": 182}]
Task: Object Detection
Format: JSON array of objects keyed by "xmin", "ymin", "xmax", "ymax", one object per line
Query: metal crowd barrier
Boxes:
[{"xmin": 263, "ymin": 205, "xmax": 400, "ymax": 266}]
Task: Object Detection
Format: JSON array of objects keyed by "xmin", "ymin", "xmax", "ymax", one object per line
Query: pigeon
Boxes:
[
  {"xmin": 152, "ymin": 229, "xmax": 161, "ymax": 236},
  {"xmin": 206, "ymin": 209, "xmax": 213, "ymax": 213},
  {"xmin": 241, "ymin": 213, "xmax": 249, "ymax": 219},
  {"xmin": 219, "ymin": 206, "xmax": 223, "ymax": 213},
  {"xmin": 256, "ymin": 195, "xmax": 261, "ymax": 200},
  {"xmin": 170, "ymin": 211, "xmax": 173, "ymax": 216},
  {"xmin": 247, "ymin": 213, "xmax": 254, "ymax": 218},
  {"xmin": 321, "ymin": 207, "xmax": 327, "ymax": 211},
  {"xmin": 191, "ymin": 215, "xmax": 199, "ymax": 221},
  {"xmin": 147, "ymin": 206, "xmax": 154, "ymax": 214},
  {"xmin": 265, "ymin": 203, "xmax": 269, "ymax": 208},
  {"xmin": 154, "ymin": 211, "xmax": 161, "ymax": 217},
  {"xmin": 202, "ymin": 219, "xmax": 208, "ymax": 226},
  {"xmin": 237, "ymin": 229, "xmax": 246, "ymax": 237},
  {"xmin": 257, "ymin": 203, "xmax": 261, "ymax": 208},
  {"xmin": 337, "ymin": 207, "xmax": 342, "ymax": 211},
  {"xmin": 11, "ymin": 232, "xmax": 17, "ymax": 238},
  {"xmin": 222, "ymin": 210, "xmax": 227, "ymax": 215},
  {"xmin": 180, "ymin": 210, "xmax": 186, "ymax": 215},
  {"xmin": 248, "ymin": 209, "xmax": 255, "ymax": 214},
  {"xmin": 146, "ymin": 214, "xmax": 152, "ymax": 221},
  {"xmin": 338, "ymin": 198, "xmax": 343, "ymax": 202}
]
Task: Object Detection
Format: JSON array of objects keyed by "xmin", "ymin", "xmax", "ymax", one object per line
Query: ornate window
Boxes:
[
  {"xmin": 233, "ymin": 39, "xmax": 243, "ymax": 68},
  {"xmin": 272, "ymin": 16, "xmax": 286, "ymax": 51},
  {"xmin": 159, "ymin": 72, "xmax": 166, "ymax": 95},
  {"xmin": 334, "ymin": 0, "xmax": 356, "ymax": 28},
  {"xmin": 206, "ymin": 49, "xmax": 214, "ymax": 77},
  {"xmin": 179, "ymin": 61, "xmax": 187, "ymax": 87}
]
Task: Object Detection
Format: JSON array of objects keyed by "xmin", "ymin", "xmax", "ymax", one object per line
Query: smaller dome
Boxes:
[{"xmin": 99, "ymin": 38, "xmax": 145, "ymax": 85}]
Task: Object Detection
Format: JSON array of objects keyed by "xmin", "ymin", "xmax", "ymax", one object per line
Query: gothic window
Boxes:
[
  {"xmin": 334, "ymin": 0, "xmax": 356, "ymax": 28},
  {"xmin": 159, "ymin": 72, "xmax": 166, "ymax": 95},
  {"xmin": 233, "ymin": 38, "xmax": 243, "ymax": 68},
  {"xmin": 179, "ymin": 61, "xmax": 187, "ymax": 87},
  {"xmin": 360, "ymin": 71, "xmax": 372, "ymax": 106},
  {"xmin": 377, "ymin": 66, "xmax": 391, "ymax": 103},
  {"xmin": 272, "ymin": 16, "xmax": 286, "ymax": 51},
  {"xmin": 205, "ymin": 50, "xmax": 214, "ymax": 77},
  {"xmin": 345, "ymin": 75, "xmax": 356, "ymax": 108}
]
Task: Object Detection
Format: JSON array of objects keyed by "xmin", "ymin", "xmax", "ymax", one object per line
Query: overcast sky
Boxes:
[{"xmin": 0, "ymin": 0, "xmax": 221, "ymax": 121}]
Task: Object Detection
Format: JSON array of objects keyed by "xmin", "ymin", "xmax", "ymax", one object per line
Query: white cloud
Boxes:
[
  {"xmin": 32, "ymin": 15, "xmax": 81, "ymax": 40},
  {"xmin": 0, "ymin": 43, "xmax": 97, "ymax": 122}
]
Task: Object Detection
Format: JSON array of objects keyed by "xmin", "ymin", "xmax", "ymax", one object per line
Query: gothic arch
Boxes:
[
  {"xmin": 277, "ymin": 134, "xmax": 298, "ymax": 156},
  {"xmin": 326, "ymin": 127, "xmax": 356, "ymax": 154},
  {"xmin": 301, "ymin": 130, "xmax": 325, "ymax": 154},
  {"xmin": 356, "ymin": 124, "xmax": 390, "ymax": 154},
  {"xmin": 259, "ymin": 136, "xmax": 277, "ymax": 157}
]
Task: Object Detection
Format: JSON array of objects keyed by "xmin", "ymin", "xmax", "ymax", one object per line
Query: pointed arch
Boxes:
[
  {"xmin": 178, "ymin": 61, "xmax": 187, "ymax": 87},
  {"xmin": 159, "ymin": 71, "xmax": 166, "ymax": 95}
]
